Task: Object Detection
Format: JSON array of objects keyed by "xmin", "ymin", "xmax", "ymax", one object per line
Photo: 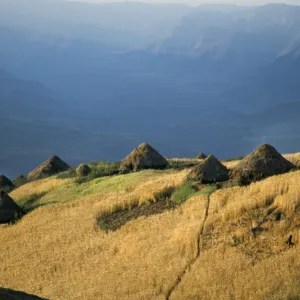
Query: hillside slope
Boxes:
[{"xmin": 0, "ymin": 154, "xmax": 300, "ymax": 299}]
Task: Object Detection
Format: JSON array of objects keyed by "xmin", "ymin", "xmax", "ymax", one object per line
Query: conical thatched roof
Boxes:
[
  {"xmin": 120, "ymin": 143, "xmax": 169, "ymax": 172},
  {"xmin": 27, "ymin": 155, "xmax": 71, "ymax": 180},
  {"xmin": 0, "ymin": 191, "xmax": 24, "ymax": 224},
  {"xmin": 232, "ymin": 144, "xmax": 295, "ymax": 184},
  {"xmin": 187, "ymin": 155, "xmax": 229, "ymax": 183},
  {"xmin": 195, "ymin": 152, "xmax": 207, "ymax": 159},
  {"xmin": 0, "ymin": 175, "xmax": 14, "ymax": 190}
]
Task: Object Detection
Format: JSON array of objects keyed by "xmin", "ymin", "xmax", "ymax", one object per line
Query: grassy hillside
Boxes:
[{"xmin": 0, "ymin": 155, "xmax": 300, "ymax": 299}]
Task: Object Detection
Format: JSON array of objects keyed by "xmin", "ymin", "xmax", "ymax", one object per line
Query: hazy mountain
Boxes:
[
  {"xmin": 212, "ymin": 41, "xmax": 300, "ymax": 154},
  {"xmin": 155, "ymin": 4, "xmax": 300, "ymax": 71},
  {"xmin": 221, "ymin": 41, "xmax": 300, "ymax": 112},
  {"xmin": 0, "ymin": 0, "xmax": 191, "ymax": 50},
  {"xmin": 1, "ymin": 2, "xmax": 300, "ymax": 177},
  {"xmin": 0, "ymin": 69, "xmax": 147, "ymax": 177},
  {"xmin": 0, "ymin": 68, "xmax": 62, "ymax": 118}
]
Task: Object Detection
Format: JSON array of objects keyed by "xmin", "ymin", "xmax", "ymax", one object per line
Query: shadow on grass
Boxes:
[
  {"xmin": 96, "ymin": 182, "xmax": 222, "ymax": 232},
  {"xmin": 97, "ymin": 198, "xmax": 178, "ymax": 232},
  {"xmin": 97, "ymin": 184, "xmax": 204, "ymax": 232},
  {"xmin": 97, "ymin": 186, "xmax": 177, "ymax": 232},
  {"xmin": 24, "ymin": 201, "xmax": 60, "ymax": 214}
]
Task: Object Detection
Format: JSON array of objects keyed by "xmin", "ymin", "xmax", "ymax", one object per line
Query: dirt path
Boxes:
[{"xmin": 165, "ymin": 194, "xmax": 212, "ymax": 300}]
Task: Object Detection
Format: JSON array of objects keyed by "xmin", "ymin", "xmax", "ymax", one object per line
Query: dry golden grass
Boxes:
[
  {"xmin": 1, "ymin": 164, "xmax": 300, "ymax": 299},
  {"xmin": 284, "ymin": 152, "xmax": 300, "ymax": 167},
  {"xmin": 10, "ymin": 169, "xmax": 184, "ymax": 209},
  {"xmin": 0, "ymin": 170, "xmax": 206, "ymax": 299},
  {"xmin": 207, "ymin": 171, "xmax": 300, "ymax": 223},
  {"xmin": 92, "ymin": 169, "xmax": 189, "ymax": 215},
  {"xmin": 222, "ymin": 159, "xmax": 242, "ymax": 169},
  {"xmin": 10, "ymin": 178, "xmax": 70, "ymax": 201},
  {"xmin": 170, "ymin": 246, "xmax": 300, "ymax": 300},
  {"xmin": 169, "ymin": 170, "xmax": 300, "ymax": 299}
]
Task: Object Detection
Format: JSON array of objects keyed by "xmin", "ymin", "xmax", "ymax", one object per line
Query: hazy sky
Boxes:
[{"xmin": 68, "ymin": 0, "xmax": 300, "ymax": 5}]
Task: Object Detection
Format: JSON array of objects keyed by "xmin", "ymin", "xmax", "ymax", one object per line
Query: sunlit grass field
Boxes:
[{"xmin": 0, "ymin": 154, "xmax": 299, "ymax": 299}]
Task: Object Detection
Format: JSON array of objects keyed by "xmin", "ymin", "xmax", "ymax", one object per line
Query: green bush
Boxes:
[{"xmin": 171, "ymin": 184, "xmax": 197, "ymax": 204}]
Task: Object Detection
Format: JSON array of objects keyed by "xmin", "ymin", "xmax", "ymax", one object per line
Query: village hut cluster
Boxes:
[{"xmin": 0, "ymin": 142, "xmax": 297, "ymax": 224}]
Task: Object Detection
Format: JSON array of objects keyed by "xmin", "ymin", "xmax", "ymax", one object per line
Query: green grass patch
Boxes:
[
  {"xmin": 56, "ymin": 162, "xmax": 121, "ymax": 183},
  {"xmin": 198, "ymin": 185, "xmax": 218, "ymax": 196},
  {"xmin": 18, "ymin": 192, "xmax": 48, "ymax": 212},
  {"xmin": 170, "ymin": 183, "xmax": 198, "ymax": 204},
  {"xmin": 75, "ymin": 161, "xmax": 121, "ymax": 184},
  {"xmin": 57, "ymin": 169, "xmax": 77, "ymax": 179},
  {"xmin": 27, "ymin": 169, "xmax": 172, "ymax": 208}
]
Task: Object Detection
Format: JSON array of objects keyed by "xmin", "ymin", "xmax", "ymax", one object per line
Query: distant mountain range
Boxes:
[
  {"xmin": 0, "ymin": 0, "xmax": 191, "ymax": 50},
  {"xmin": 155, "ymin": 4, "xmax": 300, "ymax": 69},
  {"xmin": 0, "ymin": 68, "xmax": 61, "ymax": 118},
  {"xmin": 1, "ymin": 1, "xmax": 300, "ymax": 177}
]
